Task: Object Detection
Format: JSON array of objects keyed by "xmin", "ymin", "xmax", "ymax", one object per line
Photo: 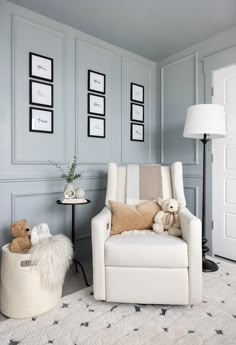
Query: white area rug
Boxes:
[{"xmin": 0, "ymin": 258, "xmax": 235, "ymax": 345}]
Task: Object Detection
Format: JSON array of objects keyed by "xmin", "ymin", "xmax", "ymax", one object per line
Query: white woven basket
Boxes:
[{"xmin": 0, "ymin": 244, "xmax": 62, "ymax": 318}]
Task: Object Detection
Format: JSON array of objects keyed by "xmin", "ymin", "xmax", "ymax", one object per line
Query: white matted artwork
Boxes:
[
  {"xmin": 88, "ymin": 93, "xmax": 105, "ymax": 116},
  {"xmin": 88, "ymin": 70, "xmax": 106, "ymax": 94},
  {"xmin": 131, "ymin": 103, "xmax": 144, "ymax": 122},
  {"xmin": 30, "ymin": 107, "xmax": 53, "ymax": 133},
  {"xmin": 131, "ymin": 123, "xmax": 144, "ymax": 142},
  {"xmin": 30, "ymin": 80, "xmax": 53, "ymax": 108},
  {"xmin": 88, "ymin": 116, "xmax": 105, "ymax": 138},
  {"xmin": 130, "ymin": 83, "xmax": 144, "ymax": 103},
  {"xmin": 29, "ymin": 52, "xmax": 53, "ymax": 82}
]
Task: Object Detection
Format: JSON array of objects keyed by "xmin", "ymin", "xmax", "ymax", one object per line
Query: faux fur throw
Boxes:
[{"xmin": 29, "ymin": 234, "xmax": 73, "ymax": 290}]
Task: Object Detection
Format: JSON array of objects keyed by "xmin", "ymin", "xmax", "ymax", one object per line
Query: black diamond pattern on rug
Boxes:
[
  {"xmin": 111, "ymin": 305, "xmax": 118, "ymax": 312},
  {"xmin": 9, "ymin": 341, "xmax": 20, "ymax": 345},
  {"xmin": 215, "ymin": 330, "xmax": 223, "ymax": 335},
  {"xmin": 81, "ymin": 322, "xmax": 89, "ymax": 327},
  {"xmin": 61, "ymin": 303, "xmax": 69, "ymax": 308}
]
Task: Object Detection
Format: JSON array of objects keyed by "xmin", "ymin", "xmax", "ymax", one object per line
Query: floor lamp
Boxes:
[{"xmin": 183, "ymin": 104, "xmax": 226, "ymax": 272}]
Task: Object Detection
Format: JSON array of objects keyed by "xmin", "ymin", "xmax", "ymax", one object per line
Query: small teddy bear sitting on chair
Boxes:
[{"xmin": 153, "ymin": 197, "xmax": 181, "ymax": 237}]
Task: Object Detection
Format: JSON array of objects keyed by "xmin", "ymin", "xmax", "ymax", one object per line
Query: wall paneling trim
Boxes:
[
  {"xmin": 12, "ymin": 15, "xmax": 66, "ymax": 164},
  {"xmin": 160, "ymin": 53, "xmax": 199, "ymax": 166}
]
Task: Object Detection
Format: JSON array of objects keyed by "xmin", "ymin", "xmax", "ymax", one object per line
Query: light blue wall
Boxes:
[
  {"xmin": 157, "ymin": 25, "xmax": 236, "ymax": 253},
  {"xmin": 2, "ymin": 0, "xmax": 236, "ymax": 259},
  {"xmin": 0, "ymin": 0, "xmax": 156, "ymax": 259}
]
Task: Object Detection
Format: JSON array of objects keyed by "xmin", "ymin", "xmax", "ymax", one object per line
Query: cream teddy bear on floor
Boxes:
[
  {"xmin": 31, "ymin": 223, "xmax": 52, "ymax": 246},
  {"xmin": 153, "ymin": 197, "xmax": 181, "ymax": 237}
]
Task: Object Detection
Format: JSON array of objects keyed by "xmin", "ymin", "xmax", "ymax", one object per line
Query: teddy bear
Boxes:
[
  {"xmin": 152, "ymin": 197, "xmax": 181, "ymax": 237},
  {"xmin": 9, "ymin": 219, "xmax": 32, "ymax": 253}
]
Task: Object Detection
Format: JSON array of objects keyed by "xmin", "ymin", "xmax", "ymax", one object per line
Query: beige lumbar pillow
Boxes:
[{"xmin": 109, "ymin": 200, "xmax": 160, "ymax": 235}]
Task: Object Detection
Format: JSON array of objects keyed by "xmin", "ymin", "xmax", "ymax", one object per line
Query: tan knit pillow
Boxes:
[{"xmin": 109, "ymin": 200, "xmax": 160, "ymax": 235}]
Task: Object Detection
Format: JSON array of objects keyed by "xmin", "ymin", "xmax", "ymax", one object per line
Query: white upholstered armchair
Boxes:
[{"xmin": 91, "ymin": 162, "xmax": 202, "ymax": 305}]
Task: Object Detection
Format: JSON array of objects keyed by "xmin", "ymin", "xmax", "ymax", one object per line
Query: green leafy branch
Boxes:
[{"xmin": 49, "ymin": 156, "xmax": 81, "ymax": 183}]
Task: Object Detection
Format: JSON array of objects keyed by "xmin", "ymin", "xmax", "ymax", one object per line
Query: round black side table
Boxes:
[{"xmin": 56, "ymin": 199, "xmax": 91, "ymax": 286}]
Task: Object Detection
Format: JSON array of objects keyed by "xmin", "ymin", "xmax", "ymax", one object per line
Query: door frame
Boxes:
[
  {"xmin": 211, "ymin": 63, "xmax": 236, "ymax": 259},
  {"xmin": 202, "ymin": 46, "xmax": 236, "ymax": 255}
]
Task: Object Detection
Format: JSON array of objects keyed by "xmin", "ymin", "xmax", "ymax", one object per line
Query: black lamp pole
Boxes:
[{"xmin": 200, "ymin": 133, "xmax": 218, "ymax": 272}]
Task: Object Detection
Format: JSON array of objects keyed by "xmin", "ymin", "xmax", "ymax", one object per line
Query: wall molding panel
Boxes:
[
  {"xmin": 75, "ymin": 39, "xmax": 115, "ymax": 165},
  {"xmin": 11, "ymin": 14, "xmax": 66, "ymax": 165},
  {"xmin": 11, "ymin": 191, "xmax": 65, "ymax": 223},
  {"xmin": 160, "ymin": 52, "xmax": 199, "ymax": 166},
  {"xmin": 121, "ymin": 56, "xmax": 154, "ymax": 164},
  {"xmin": 184, "ymin": 185, "xmax": 200, "ymax": 217}
]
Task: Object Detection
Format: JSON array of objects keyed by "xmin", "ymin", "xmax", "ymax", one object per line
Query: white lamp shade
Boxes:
[{"xmin": 183, "ymin": 104, "xmax": 226, "ymax": 139}]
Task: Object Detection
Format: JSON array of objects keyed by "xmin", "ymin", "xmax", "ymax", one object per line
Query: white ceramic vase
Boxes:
[
  {"xmin": 75, "ymin": 187, "xmax": 85, "ymax": 199},
  {"xmin": 64, "ymin": 183, "xmax": 75, "ymax": 199}
]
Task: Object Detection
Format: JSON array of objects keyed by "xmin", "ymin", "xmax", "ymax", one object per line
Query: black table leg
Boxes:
[
  {"xmin": 74, "ymin": 259, "xmax": 89, "ymax": 287},
  {"xmin": 71, "ymin": 205, "xmax": 89, "ymax": 286}
]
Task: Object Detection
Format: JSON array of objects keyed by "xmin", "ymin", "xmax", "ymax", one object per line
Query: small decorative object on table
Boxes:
[
  {"xmin": 75, "ymin": 187, "xmax": 85, "ymax": 199},
  {"xmin": 49, "ymin": 156, "xmax": 85, "ymax": 199}
]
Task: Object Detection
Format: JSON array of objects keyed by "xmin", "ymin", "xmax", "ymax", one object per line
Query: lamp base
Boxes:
[{"xmin": 202, "ymin": 257, "xmax": 218, "ymax": 272}]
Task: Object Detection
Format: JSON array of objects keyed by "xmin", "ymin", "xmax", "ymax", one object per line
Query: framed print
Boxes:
[
  {"xmin": 88, "ymin": 70, "xmax": 106, "ymax": 94},
  {"xmin": 88, "ymin": 116, "xmax": 105, "ymax": 138},
  {"xmin": 29, "ymin": 107, "xmax": 53, "ymax": 133},
  {"xmin": 131, "ymin": 123, "xmax": 144, "ymax": 142},
  {"xmin": 88, "ymin": 93, "xmax": 105, "ymax": 116},
  {"xmin": 30, "ymin": 80, "xmax": 53, "ymax": 108},
  {"xmin": 131, "ymin": 103, "xmax": 144, "ymax": 122},
  {"xmin": 130, "ymin": 83, "xmax": 144, "ymax": 103},
  {"xmin": 29, "ymin": 52, "xmax": 53, "ymax": 82}
]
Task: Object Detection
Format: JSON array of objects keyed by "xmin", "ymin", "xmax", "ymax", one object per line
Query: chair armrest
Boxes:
[
  {"xmin": 179, "ymin": 207, "xmax": 201, "ymax": 246},
  {"xmin": 91, "ymin": 206, "xmax": 111, "ymax": 300},
  {"xmin": 92, "ymin": 206, "xmax": 111, "ymax": 237},
  {"xmin": 179, "ymin": 207, "xmax": 202, "ymax": 304}
]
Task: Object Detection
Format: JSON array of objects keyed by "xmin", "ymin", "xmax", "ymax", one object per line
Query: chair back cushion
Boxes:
[
  {"xmin": 105, "ymin": 162, "xmax": 186, "ymax": 207},
  {"xmin": 126, "ymin": 165, "xmax": 163, "ymax": 205}
]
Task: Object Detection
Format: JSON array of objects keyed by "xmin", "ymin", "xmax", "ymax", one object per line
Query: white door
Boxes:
[{"xmin": 212, "ymin": 64, "xmax": 236, "ymax": 261}]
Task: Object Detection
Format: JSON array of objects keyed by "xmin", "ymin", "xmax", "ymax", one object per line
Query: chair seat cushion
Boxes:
[{"xmin": 105, "ymin": 232, "xmax": 188, "ymax": 268}]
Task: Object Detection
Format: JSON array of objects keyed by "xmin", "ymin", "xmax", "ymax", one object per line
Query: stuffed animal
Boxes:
[
  {"xmin": 9, "ymin": 219, "xmax": 32, "ymax": 253},
  {"xmin": 31, "ymin": 223, "xmax": 52, "ymax": 246},
  {"xmin": 152, "ymin": 198, "xmax": 181, "ymax": 237}
]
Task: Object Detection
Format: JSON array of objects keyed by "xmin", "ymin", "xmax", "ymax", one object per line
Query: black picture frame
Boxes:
[
  {"xmin": 130, "ymin": 82, "xmax": 144, "ymax": 103},
  {"xmin": 88, "ymin": 70, "xmax": 106, "ymax": 94},
  {"xmin": 29, "ymin": 107, "xmax": 53, "ymax": 133},
  {"xmin": 88, "ymin": 93, "xmax": 105, "ymax": 116},
  {"xmin": 130, "ymin": 103, "xmax": 144, "ymax": 123},
  {"xmin": 29, "ymin": 80, "xmax": 53, "ymax": 108},
  {"xmin": 130, "ymin": 123, "xmax": 144, "ymax": 142},
  {"xmin": 88, "ymin": 116, "xmax": 105, "ymax": 138},
  {"xmin": 29, "ymin": 52, "xmax": 53, "ymax": 82}
]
